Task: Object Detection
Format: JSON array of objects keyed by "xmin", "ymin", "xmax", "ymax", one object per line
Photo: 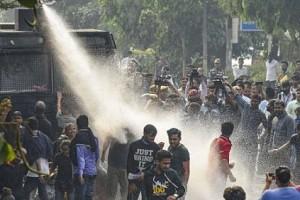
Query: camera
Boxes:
[
  {"xmin": 267, "ymin": 172, "xmax": 275, "ymax": 180},
  {"xmin": 154, "ymin": 76, "xmax": 170, "ymax": 86},
  {"xmin": 190, "ymin": 69, "xmax": 199, "ymax": 79}
]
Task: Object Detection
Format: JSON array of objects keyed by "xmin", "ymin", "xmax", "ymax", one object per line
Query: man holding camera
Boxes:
[
  {"xmin": 209, "ymin": 58, "xmax": 224, "ymax": 81},
  {"xmin": 260, "ymin": 166, "xmax": 300, "ymax": 200}
]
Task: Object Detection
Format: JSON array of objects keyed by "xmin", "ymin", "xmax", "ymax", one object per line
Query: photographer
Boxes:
[
  {"xmin": 185, "ymin": 68, "xmax": 207, "ymax": 101},
  {"xmin": 260, "ymin": 166, "xmax": 300, "ymax": 200},
  {"xmin": 159, "ymin": 66, "xmax": 176, "ymax": 87},
  {"xmin": 209, "ymin": 58, "xmax": 225, "ymax": 81}
]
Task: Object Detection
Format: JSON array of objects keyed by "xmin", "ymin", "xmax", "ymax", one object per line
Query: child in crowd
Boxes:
[{"xmin": 51, "ymin": 140, "xmax": 73, "ymax": 200}]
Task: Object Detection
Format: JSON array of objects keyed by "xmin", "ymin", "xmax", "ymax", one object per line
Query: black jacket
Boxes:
[
  {"xmin": 35, "ymin": 114, "xmax": 54, "ymax": 141},
  {"xmin": 127, "ymin": 138, "xmax": 160, "ymax": 183},
  {"xmin": 144, "ymin": 168, "xmax": 185, "ymax": 200}
]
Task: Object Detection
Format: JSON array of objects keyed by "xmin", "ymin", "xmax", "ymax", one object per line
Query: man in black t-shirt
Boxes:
[
  {"xmin": 127, "ymin": 124, "xmax": 161, "ymax": 200},
  {"xmin": 102, "ymin": 128, "xmax": 135, "ymax": 200},
  {"xmin": 144, "ymin": 150, "xmax": 185, "ymax": 200},
  {"xmin": 167, "ymin": 128, "xmax": 190, "ymax": 187},
  {"xmin": 269, "ymin": 123, "xmax": 300, "ymax": 184}
]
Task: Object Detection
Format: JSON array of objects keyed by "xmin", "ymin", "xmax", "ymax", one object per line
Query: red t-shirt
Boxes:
[{"xmin": 208, "ymin": 136, "xmax": 232, "ymax": 167}]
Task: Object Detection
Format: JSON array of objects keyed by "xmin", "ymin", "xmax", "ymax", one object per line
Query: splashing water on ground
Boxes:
[{"xmin": 42, "ymin": 6, "xmax": 263, "ymax": 200}]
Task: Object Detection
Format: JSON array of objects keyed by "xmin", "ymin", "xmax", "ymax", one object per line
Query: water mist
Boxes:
[{"xmin": 42, "ymin": 5, "xmax": 262, "ymax": 200}]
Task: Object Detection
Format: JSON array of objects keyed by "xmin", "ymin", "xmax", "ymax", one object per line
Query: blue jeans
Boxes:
[
  {"xmin": 74, "ymin": 175, "xmax": 96, "ymax": 200},
  {"xmin": 23, "ymin": 177, "xmax": 48, "ymax": 200}
]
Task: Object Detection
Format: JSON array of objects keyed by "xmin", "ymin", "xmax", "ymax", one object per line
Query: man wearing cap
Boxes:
[
  {"xmin": 232, "ymin": 57, "xmax": 249, "ymax": 80},
  {"xmin": 209, "ymin": 58, "xmax": 224, "ymax": 81}
]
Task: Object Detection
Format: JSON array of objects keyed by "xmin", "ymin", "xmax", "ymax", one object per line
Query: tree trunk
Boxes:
[
  {"xmin": 202, "ymin": 0, "xmax": 208, "ymax": 74},
  {"xmin": 225, "ymin": 16, "xmax": 232, "ymax": 69},
  {"xmin": 181, "ymin": 35, "xmax": 186, "ymax": 77}
]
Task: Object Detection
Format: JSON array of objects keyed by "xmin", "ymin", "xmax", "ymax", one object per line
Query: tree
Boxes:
[
  {"xmin": 0, "ymin": 0, "xmax": 18, "ymax": 10},
  {"xmin": 219, "ymin": 0, "xmax": 300, "ymax": 41},
  {"xmin": 53, "ymin": 0, "xmax": 101, "ymax": 29}
]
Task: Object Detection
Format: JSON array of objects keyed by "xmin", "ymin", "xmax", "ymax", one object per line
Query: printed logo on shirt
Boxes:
[
  {"xmin": 134, "ymin": 148, "xmax": 154, "ymax": 170},
  {"xmin": 152, "ymin": 180, "xmax": 168, "ymax": 196}
]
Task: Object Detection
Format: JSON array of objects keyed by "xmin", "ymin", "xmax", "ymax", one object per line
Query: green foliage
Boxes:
[
  {"xmin": 0, "ymin": 134, "xmax": 16, "ymax": 165},
  {"xmin": 99, "ymin": 0, "xmax": 231, "ymax": 75},
  {"xmin": 219, "ymin": 0, "xmax": 300, "ymax": 37},
  {"xmin": 250, "ymin": 58, "xmax": 266, "ymax": 81},
  {"xmin": 0, "ymin": 0, "xmax": 18, "ymax": 10},
  {"xmin": 53, "ymin": 0, "xmax": 101, "ymax": 29},
  {"xmin": 17, "ymin": 0, "xmax": 36, "ymax": 8}
]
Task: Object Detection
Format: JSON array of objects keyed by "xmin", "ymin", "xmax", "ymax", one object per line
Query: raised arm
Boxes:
[{"xmin": 56, "ymin": 91, "xmax": 63, "ymax": 114}]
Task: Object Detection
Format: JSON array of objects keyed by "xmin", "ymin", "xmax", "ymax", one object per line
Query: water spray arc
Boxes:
[{"xmin": 40, "ymin": 5, "xmax": 262, "ymax": 200}]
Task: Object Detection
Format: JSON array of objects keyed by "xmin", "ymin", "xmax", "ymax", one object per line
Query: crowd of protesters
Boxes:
[{"xmin": 1, "ymin": 51, "xmax": 300, "ymax": 200}]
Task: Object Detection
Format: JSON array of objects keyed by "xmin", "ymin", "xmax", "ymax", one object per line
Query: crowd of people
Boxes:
[{"xmin": 1, "ymin": 51, "xmax": 300, "ymax": 200}]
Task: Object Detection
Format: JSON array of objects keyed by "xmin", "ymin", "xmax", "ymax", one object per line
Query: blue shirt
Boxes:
[{"xmin": 261, "ymin": 187, "xmax": 300, "ymax": 200}]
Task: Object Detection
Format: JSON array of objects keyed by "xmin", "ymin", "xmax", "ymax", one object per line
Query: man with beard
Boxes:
[
  {"xmin": 269, "ymin": 124, "xmax": 300, "ymax": 184},
  {"xmin": 233, "ymin": 88, "xmax": 267, "ymax": 183},
  {"xmin": 167, "ymin": 128, "xmax": 190, "ymax": 189},
  {"xmin": 209, "ymin": 58, "xmax": 224, "ymax": 81},
  {"xmin": 286, "ymin": 88, "xmax": 300, "ymax": 119},
  {"xmin": 127, "ymin": 124, "xmax": 161, "ymax": 200},
  {"xmin": 144, "ymin": 150, "xmax": 185, "ymax": 200},
  {"xmin": 278, "ymin": 81, "xmax": 294, "ymax": 106},
  {"xmin": 268, "ymin": 100, "xmax": 294, "ymax": 168},
  {"xmin": 278, "ymin": 61, "xmax": 289, "ymax": 85}
]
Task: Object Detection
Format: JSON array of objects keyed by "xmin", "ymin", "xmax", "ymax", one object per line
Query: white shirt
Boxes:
[
  {"xmin": 266, "ymin": 59, "xmax": 279, "ymax": 81},
  {"xmin": 232, "ymin": 65, "xmax": 249, "ymax": 80},
  {"xmin": 27, "ymin": 158, "xmax": 50, "ymax": 177},
  {"xmin": 242, "ymin": 95, "xmax": 251, "ymax": 104},
  {"xmin": 278, "ymin": 92, "xmax": 294, "ymax": 106}
]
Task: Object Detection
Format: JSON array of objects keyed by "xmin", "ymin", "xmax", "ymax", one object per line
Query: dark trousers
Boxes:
[
  {"xmin": 74, "ymin": 175, "xmax": 96, "ymax": 200},
  {"xmin": 23, "ymin": 177, "xmax": 49, "ymax": 200},
  {"xmin": 127, "ymin": 183, "xmax": 147, "ymax": 200},
  {"xmin": 106, "ymin": 166, "xmax": 128, "ymax": 200},
  {"xmin": 55, "ymin": 188, "xmax": 74, "ymax": 200},
  {"xmin": 238, "ymin": 143, "xmax": 258, "ymax": 183}
]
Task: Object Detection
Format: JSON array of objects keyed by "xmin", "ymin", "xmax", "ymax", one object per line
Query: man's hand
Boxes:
[
  {"xmin": 265, "ymin": 173, "xmax": 273, "ymax": 186},
  {"xmin": 229, "ymin": 162, "xmax": 235, "ymax": 169},
  {"xmin": 167, "ymin": 195, "xmax": 177, "ymax": 200},
  {"xmin": 57, "ymin": 91, "xmax": 63, "ymax": 100},
  {"xmin": 128, "ymin": 183, "xmax": 138, "ymax": 193},
  {"xmin": 229, "ymin": 174, "xmax": 236, "ymax": 182},
  {"xmin": 158, "ymin": 142, "xmax": 165, "ymax": 149},
  {"xmin": 268, "ymin": 149, "xmax": 278, "ymax": 155},
  {"xmin": 138, "ymin": 172, "xmax": 145, "ymax": 181},
  {"xmin": 39, "ymin": 176, "xmax": 46, "ymax": 184},
  {"xmin": 79, "ymin": 175, "xmax": 84, "ymax": 185}
]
